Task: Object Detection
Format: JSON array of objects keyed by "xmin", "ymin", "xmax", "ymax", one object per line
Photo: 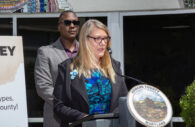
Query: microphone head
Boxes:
[{"xmin": 107, "ymin": 47, "xmax": 112, "ymax": 54}]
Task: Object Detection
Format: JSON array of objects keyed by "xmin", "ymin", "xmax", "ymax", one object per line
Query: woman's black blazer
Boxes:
[{"xmin": 53, "ymin": 58, "xmax": 128, "ymax": 127}]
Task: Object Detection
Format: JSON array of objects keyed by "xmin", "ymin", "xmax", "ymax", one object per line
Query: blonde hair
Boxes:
[{"xmin": 70, "ymin": 19, "xmax": 116, "ymax": 83}]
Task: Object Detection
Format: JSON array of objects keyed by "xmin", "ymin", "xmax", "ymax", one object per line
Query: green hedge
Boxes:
[{"xmin": 179, "ymin": 80, "xmax": 195, "ymax": 127}]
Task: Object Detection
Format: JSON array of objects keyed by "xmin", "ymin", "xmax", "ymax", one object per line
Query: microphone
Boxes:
[
  {"xmin": 107, "ymin": 47, "xmax": 112, "ymax": 55},
  {"xmin": 107, "ymin": 47, "xmax": 145, "ymax": 84}
]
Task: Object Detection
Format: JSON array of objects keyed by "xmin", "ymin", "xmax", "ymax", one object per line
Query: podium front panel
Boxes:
[{"xmin": 82, "ymin": 119, "xmax": 119, "ymax": 127}]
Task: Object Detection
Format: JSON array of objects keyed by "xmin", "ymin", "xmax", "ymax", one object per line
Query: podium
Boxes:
[
  {"xmin": 70, "ymin": 97, "xmax": 171, "ymax": 127},
  {"xmin": 69, "ymin": 97, "xmax": 135, "ymax": 127},
  {"xmin": 70, "ymin": 83, "xmax": 173, "ymax": 127}
]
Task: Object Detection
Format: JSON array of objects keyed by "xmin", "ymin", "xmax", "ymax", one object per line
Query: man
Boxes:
[{"xmin": 34, "ymin": 10, "xmax": 80, "ymax": 127}]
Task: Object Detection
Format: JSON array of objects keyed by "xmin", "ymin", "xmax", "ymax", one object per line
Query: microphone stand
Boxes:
[{"xmin": 107, "ymin": 47, "xmax": 145, "ymax": 84}]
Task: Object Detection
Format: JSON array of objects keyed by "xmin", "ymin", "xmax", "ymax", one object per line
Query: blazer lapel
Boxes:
[
  {"xmin": 52, "ymin": 38, "xmax": 68, "ymax": 61},
  {"xmin": 71, "ymin": 74, "xmax": 89, "ymax": 106},
  {"xmin": 110, "ymin": 76, "xmax": 120, "ymax": 111}
]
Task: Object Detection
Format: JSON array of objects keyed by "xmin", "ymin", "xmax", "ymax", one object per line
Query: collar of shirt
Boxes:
[{"xmin": 60, "ymin": 40, "xmax": 79, "ymax": 58}]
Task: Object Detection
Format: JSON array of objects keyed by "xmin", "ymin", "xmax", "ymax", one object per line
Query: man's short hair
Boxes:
[{"xmin": 59, "ymin": 10, "xmax": 77, "ymax": 20}]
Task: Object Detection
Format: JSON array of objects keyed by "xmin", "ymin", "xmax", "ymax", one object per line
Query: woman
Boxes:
[{"xmin": 53, "ymin": 19, "xmax": 128, "ymax": 127}]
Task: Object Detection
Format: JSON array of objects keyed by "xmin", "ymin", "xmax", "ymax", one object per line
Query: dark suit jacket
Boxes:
[{"xmin": 53, "ymin": 58, "xmax": 128, "ymax": 127}]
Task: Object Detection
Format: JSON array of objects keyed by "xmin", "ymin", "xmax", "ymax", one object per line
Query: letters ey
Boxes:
[{"xmin": 0, "ymin": 46, "xmax": 16, "ymax": 56}]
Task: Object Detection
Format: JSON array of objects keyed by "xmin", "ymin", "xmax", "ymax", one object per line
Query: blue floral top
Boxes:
[{"xmin": 85, "ymin": 70, "xmax": 112, "ymax": 115}]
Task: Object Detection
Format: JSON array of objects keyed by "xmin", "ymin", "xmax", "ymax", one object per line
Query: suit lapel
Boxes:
[
  {"xmin": 71, "ymin": 74, "xmax": 89, "ymax": 106},
  {"xmin": 110, "ymin": 75, "xmax": 120, "ymax": 111},
  {"xmin": 52, "ymin": 38, "xmax": 68, "ymax": 61}
]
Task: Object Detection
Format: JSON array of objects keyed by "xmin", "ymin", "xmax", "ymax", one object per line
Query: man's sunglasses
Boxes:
[{"xmin": 61, "ymin": 20, "xmax": 80, "ymax": 26}]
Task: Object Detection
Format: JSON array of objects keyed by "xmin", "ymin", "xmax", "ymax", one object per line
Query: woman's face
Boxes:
[{"xmin": 88, "ymin": 27, "xmax": 109, "ymax": 61}]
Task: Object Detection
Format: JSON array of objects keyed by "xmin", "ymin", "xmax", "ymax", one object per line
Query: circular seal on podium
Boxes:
[{"xmin": 127, "ymin": 84, "xmax": 172, "ymax": 127}]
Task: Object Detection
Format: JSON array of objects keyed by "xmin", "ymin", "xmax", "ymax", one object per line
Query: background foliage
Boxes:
[{"xmin": 179, "ymin": 80, "xmax": 195, "ymax": 127}]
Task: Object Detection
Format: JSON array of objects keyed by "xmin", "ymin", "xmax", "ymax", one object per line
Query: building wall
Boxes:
[{"xmin": 68, "ymin": 0, "xmax": 184, "ymax": 12}]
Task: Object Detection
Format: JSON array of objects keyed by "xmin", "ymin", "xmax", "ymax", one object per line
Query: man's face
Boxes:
[{"xmin": 58, "ymin": 12, "xmax": 79, "ymax": 40}]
